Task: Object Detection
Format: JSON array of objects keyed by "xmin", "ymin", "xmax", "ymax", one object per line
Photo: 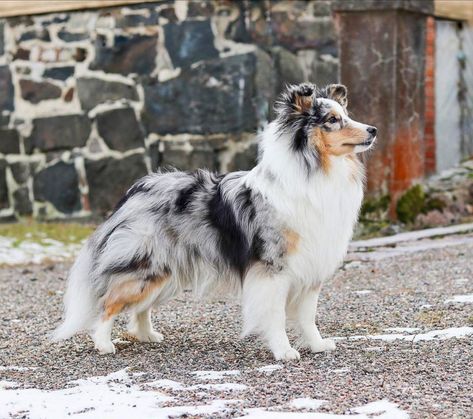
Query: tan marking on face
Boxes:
[
  {"xmin": 284, "ymin": 228, "xmax": 300, "ymax": 254},
  {"xmin": 294, "ymin": 94, "xmax": 313, "ymax": 113},
  {"xmin": 310, "ymin": 127, "xmax": 331, "ymax": 173},
  {"xmin": 321, "ymin": 125, "xmax": 368, "ymax": 156},
  {"xmin": 103, "ymin": 275, "xmax": 168, "ymax": 319}
]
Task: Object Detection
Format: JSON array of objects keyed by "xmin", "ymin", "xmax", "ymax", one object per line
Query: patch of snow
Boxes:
[
  {"xmin": 455, "ymin": 278, "xmax": 469, "ymax": 284},
  {"xmin": 290, "ymin": 398, "xmax": 326, "ymax": 410},
  {"xmin": 332, "ymin": 368, "xmax": 350, "ymax": 373},
  {"xmin": 191, "ymin": 370, "xmax": 241, "ymax": 380},
  {"xmin": 351, "ymin": 399, "xmax": 409, "ymax": 418},
  {"xmin": 340, "ymin": 327, "xmax": 473, "ymax": 342},
  {"xmin": 384, "ymin": 327, "xmax": 420, "ymax": 333},
  {"xmin": 0, "ymin": 366, "xmax": 36, "ymax": 372},
  {"xmin": 0, "ymin": 368, "xmax": 242, "ymax": 419},
  {"xmin": 162, "ymin": 399, "xmax": 236, "ymax": 417},
  {"xmin": 187, "ymin": 383, "xmax": 247, "ymax": 391},
  {"xmin": 344, "ymin": 261, "xmax": 362, "ymax": 269},
  {"xmin": 445, "ymin": 294, "xmax": 473, "ymax": 304},
  {"xmin": 354, "ymin": 290, "xmax": 372, "ymax": 295},
  {"xmin": 0, "ymin": 381, "xmax": 19, "ymax": 389},
  {"xmin": 420, "ymin": 304, "xmax": 433, "ymax": 309},
  {"xmin": 0, "ymin": 237, "xmax": 81, "ymax": 266},
  {"xmin": 146, "ymin": 379, "xmax": 184, "ymax": 390},
  {"xmin": 256, "ymin": 364, "xmax": 283, "ymax": 374},
  {"xmin": 243, "ymin": 399, "xmax": 408, "ymax": 418},
  {"xmin": 364, "ymin": 347, "xmax": 384, "ymax": 352},
  {"xmin": 0, "ymin": 369, "xmax": 179, "ymax": 419}
]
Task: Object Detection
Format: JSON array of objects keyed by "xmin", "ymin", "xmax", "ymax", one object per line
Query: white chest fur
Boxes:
[{"xmin": 267, "ymin": 157, "xmax": 363, "ymax": 284}]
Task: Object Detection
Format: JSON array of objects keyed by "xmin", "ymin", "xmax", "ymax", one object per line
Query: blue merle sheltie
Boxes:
[{"xmin": 53, "ymin": 83, "xmax": 376, "ymax": 360}]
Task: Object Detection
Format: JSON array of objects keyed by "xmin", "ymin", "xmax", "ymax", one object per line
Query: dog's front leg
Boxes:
[
  {"xmin": 241, "ymin": 269, "xmax": 300, "ymax": 361},
  {"xmin": 293, "ymin": 283, "xmax": 336, "ymax": 353}
]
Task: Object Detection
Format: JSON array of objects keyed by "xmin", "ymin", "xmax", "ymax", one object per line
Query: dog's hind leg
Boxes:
[
  {"xmin": 92, "ymin": 316, "xmax": 117, "ymax": 354},
  {"xmin": 242, "ymin": 268, "xmax": 299, "ymax": 361},
  {"xmin": 93, "ymin": 274, "xmax": 168, "ymax": 354},
  {"xmin": 128, "ymin": 308, "xmax": 163, "ymax": 343}
]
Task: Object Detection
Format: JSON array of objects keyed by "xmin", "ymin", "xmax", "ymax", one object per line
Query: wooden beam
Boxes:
[
  {"xmin": 435, "ymin": 0, "xmax": 473, "ymax": 23},
  {"xmin": 0, "ymin": 1, "xmax": 158, "ymax": 18}
]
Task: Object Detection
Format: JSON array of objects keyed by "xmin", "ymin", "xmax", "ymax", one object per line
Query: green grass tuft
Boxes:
[{"xmin": 0, "ymin": 221, "xmax": 95, "ymax": 247}]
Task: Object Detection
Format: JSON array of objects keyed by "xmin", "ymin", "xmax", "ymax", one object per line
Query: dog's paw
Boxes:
[
  {"xmin": 95, "ymin": 340, "xmax": 116, "ymax": 355},
  {"xmin": 310, "ymin": 338, "xmax": 336, "ymax": 353},
  {"xmin": 129, "ymin": 330, "xmax": 164, "ymax": 343},
  {"xmin": 274, "ymin": 347, "xmax": 300, "ymax": 361}
]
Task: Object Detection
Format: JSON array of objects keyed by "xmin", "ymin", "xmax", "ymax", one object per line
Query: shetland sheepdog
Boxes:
[{"xmin": 53, "ymin": 83, "xmax": 376, "ymax": 360}]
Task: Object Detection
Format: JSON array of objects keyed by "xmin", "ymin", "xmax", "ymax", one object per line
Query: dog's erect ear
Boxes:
[
  {"xmin": 325, "ymin": 84, "xmax": 348, "ymax": 108},
  {"xmin": 276, "ymin": 83, "xmax": 315, "ymax": 115}
]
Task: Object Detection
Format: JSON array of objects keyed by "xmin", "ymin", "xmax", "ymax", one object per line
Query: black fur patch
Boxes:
[
  {"xmin": 235, "ymin": 187, "xmax": 256, "ymax": 222},
  {"xmin": 113, "ymin": 181, "xmax": 151, "ymax": 214},
  {"xmin": 174, "ymin": 172, "xmax": 207, "ymax": 213},
  {"xmin": 207, "ymin": 183, "xmax": 252, "ymax": 277},
  {"xmin": 103, "ymin": 253, "xmax": 151, "ymax": 275},
  {"xmin": 97, "ymin": 222, "xmax": 123, "ymax": 253}
]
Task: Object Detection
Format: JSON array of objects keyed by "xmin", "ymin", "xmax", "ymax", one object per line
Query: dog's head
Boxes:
[{"xmin": 275, "ymin": 83, "xmax": 377, "ymax": 172}]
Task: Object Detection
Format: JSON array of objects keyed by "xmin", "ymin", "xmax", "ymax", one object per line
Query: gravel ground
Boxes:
[{"xmin": 1, "ymin": 236, "xmax": 472, "ymax": 418}]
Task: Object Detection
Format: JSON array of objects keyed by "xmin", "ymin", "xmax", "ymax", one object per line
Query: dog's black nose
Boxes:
[{"xmin": 367, "ymin": 126, "xmax": 377, "ymax": 137}]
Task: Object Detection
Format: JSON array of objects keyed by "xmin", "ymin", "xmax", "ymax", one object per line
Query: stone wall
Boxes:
[{"xmin": 0, "ymin": 0, "xmax": 338, "ymax": 220}]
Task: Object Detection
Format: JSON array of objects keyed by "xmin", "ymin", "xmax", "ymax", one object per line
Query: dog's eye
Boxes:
[{"xmin": 328, "ymin": 116, "xmax": 338, "ymax": 124}]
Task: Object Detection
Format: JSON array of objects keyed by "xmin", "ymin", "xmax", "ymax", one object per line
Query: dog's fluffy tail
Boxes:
[{"xmin": 51, "ymin": 246, "xmax": 97, "ymax": 341}]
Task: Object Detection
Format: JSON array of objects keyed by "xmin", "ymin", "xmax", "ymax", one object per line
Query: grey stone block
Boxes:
[
  {"xmin": 90, "ymin": 34, "xmax": 158, "ymax": 75},
  {"xmin": 13, "ymin": 187, "xmax": 33, "ymax": 216},
  {"xmin": 164, "ymin": 20, "xmax": 219, "ymax": 68},
  {"xmin": 144, "ymin": 53, "xmax": 258, "ymax": 135},
  {"xmin": 19, "ymin": 79, "xmax": 62, "ymax": 104},
  {"xmin": 0, "ymin": 66, "xmax": 13, "ymax": 112},
  {"xmin": 0, "ymin": 128, "xmax": 20, "ymax": 154},
  {"xmin": 0, "ymin": 159, "xmax": 8, "ymax": 209},
  {"xmin": 29, "ymin": 114, "xmax": 91, "ymax": 152},
  {"xmin": 76, "ymin": 77, "xmax": 139, "ymax": 111},
  {"xmin": 96, "ymin": 107, "xmax": 145, "ymax": 151},
  {"xmin": 33, "ymin": 161, "xmax": 81, "ymax": 214},
  {"xmin": 43, "ymin": 66, "xmax": 75, "ymax": 81},
  {"xmin": 85, "ymin": 154, "xmax": 148, "ymax": 214}
]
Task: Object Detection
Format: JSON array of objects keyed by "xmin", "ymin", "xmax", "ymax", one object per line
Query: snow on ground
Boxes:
[
  {"xmin": 187, "ymin": 383, "xmax": 248, "ymax": 391},
  {"xmin": 0, "ymin": 366, "xmax": 36, "ymax": 372},
  {"xmin": 245, "ymin": 399, "xmax": 408, "ymax": 418},
  {"xmin": 290, "ymin": 398, "xmax": 326, "ymax": 410},
  {"xmin": 0, "ymin": 237, "xmax": 81, "ymax": 265},
  {"xmin": 337, "ymin": 327, "xmax": 473, "ymax": 343},
  {"xmin": 191, "ymin": 369, "xmax": 241, "ymax": 380},
  {"xmin": 445, "ymin": 294, "xmax": 473, "ymax": 304},
  {"xmin": 351, "ymin": 400, "xmax": 409, "ymax": 419},
  {"xmin": 354, "ymin": 290, "xmax": 372, "ymax": 295},
  {"xmin": 255, "ymin": 364, "xmax": 283, "ymax": 374},
  {"xmin": 0, "ymin": 369, "xmax": 173, "ymax": 419},
  {"xmin": 384, "ymin": 327, "xmax": 420, "ymax": 333},
  {"xmin": 0, "ymin": 367, "xmax": 410, "ymax": 419}
]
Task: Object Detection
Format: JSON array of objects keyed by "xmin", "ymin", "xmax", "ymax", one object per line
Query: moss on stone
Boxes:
[
  {"xmin": 360, "ymin": 194, "xmax": 390, "ymax": 218},
  {"xmin": 423, "ymin": 196, "xmax": 447, "ymax": 213},
  {"xmin": 396, "ymin": 184, "xmax": 425, "ymax": 224},
  {"xmin": 0, "ymin": 221, "xmax": 95, "ymax": 246}
]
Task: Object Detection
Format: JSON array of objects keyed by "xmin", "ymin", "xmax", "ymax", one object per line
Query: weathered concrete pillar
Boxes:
[{"xmin": 333, "ymin": 0, "xmax": 434, "ymax": 216}]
